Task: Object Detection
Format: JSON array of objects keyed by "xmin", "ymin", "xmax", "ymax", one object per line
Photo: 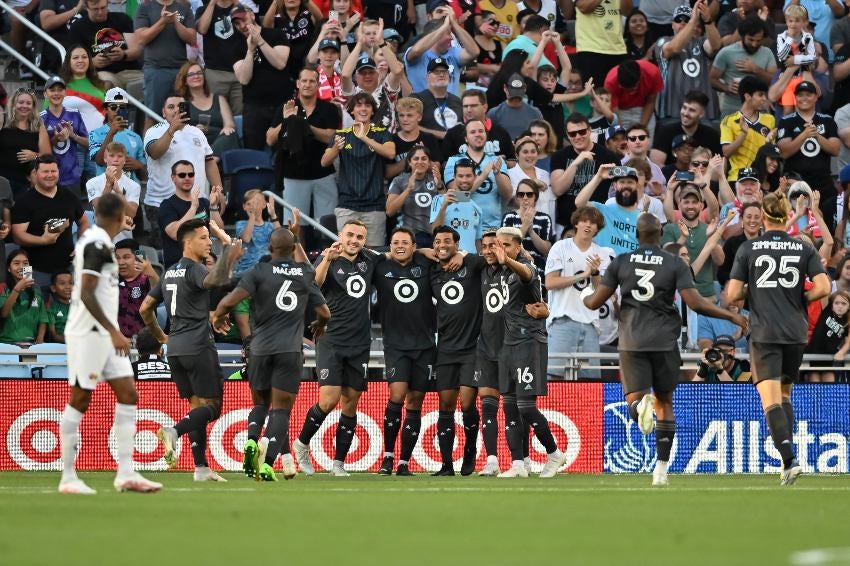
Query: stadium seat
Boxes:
[
  {"xmin": 0, "ymin": 365, "xmax": 31, "ymax": 378},
  {"xmin": 156, "ymin": 304, "xmax": 167, "ymax": 329},
  {"xmin": 140, "ymin": 245, "xmax": 165, "ymax": 276},
  {"xmin": 233, "ymin": 114, "xmax": 243, "ymax": 141},
  {"xmin": 27, "ymin": 343, "xmax": 68, "ymax": 380},
  {"xmin": 220, "ymin": 149, "xmax": 275, "ymax": 216},
  {"xmin": 215, "ymin": 342, "xmax": 242, "ymax": 365},
  {"xmin": 5, "ymin": 242, "xmax": 19, "ymax": 259}
]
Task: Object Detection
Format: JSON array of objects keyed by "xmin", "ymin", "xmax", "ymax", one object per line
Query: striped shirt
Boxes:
[{"xmin": 333, "ymin": 125, "xmax": 392, "ymax": 212}]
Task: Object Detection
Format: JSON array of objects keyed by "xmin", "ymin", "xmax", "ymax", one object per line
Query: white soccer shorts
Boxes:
[{"xmin": 66, "ymin": 333, "xmax": 134, "ymax": 390}]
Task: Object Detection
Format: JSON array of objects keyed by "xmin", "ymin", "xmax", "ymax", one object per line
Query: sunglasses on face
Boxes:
[
  {"xmin": 567, "ymin": 128, "xmax": 588, "ymax": 137},
  {"xmin": 175, "ymin": 172, "xmax": 195, "ymax": 178},
  {"xmin": 673, "ymin": 15, "xmax": 689, "ymax": 23},
  {"xmin": 516, "ymin": 191, "xmax": 535, "ymax": 198},
  {"xmin": 106, "ymin": 104, "xmax": 126, "ymax": 111},
  {"xmin": 627, "ymin": 134, "xmax": 648, "ymax": 142},
  {"xmin": 691, "ymin": 160, "xmax": 709, "ymax": 167}
]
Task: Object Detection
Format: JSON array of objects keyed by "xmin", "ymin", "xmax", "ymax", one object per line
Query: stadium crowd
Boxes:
[{"xmin": 2, "ymin": 0, "xmax": 850, "ymax": 385}]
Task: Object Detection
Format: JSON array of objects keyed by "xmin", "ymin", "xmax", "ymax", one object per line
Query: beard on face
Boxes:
[{"xmin": 615, "ymin": 189, "xmax": 638, "ymax": 206}]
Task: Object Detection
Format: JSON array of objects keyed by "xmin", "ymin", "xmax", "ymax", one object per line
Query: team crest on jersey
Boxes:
[
  {"xmin": 386, "ymin": 367, "xmax": 395, "ymax": 378},
  {"xmin": 457, "ymin": 267, "xmax": 467, "ymax": 278},
  {"xmin": 89, "ymin": 373, "xmax": 98, "ymax": 381},
  {"xmin": 411, "ymin": 266, "xmax": 422, "ymax": 278},
  {"xmin": 130, "ymin": 286, "xmax": 142, "ymax": 299},
  {"xmin": 319, "ymin": 369, "xmax": 329, "ymax": 380},
  {"xmin": 357, "ymin": 262, "xmax": 367, "ymax": 273}
]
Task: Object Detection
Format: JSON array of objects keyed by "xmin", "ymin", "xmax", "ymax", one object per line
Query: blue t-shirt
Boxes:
[
  {"xmin": 40, "ymin": 107, "xmax": 88, "ymax": 187},
  {"xmin": 443, "ymin": 152, "xmax": 509, "ymax": 230},
  {"xmin": 88, "ymin": 125, "xmax": 146, "ymax": 183},
  {"xmin": 504, "ymin": 35, "xmax": 554, "ymax": 67},
  {"xmin": 590, "ymin": 202, "xmax": 639, "ymax": 255},
  {"xmin": 430, "ymin": 195, "xmax": 483, "ymax": 253},
  {"xmin": 234, "ymin": 220, "xmax": 275, "ymax": 276},
  {"xmin": 404, "ymin": 46, "xmax": 464, "ymax": 95},
  {"xmin": 697, "ymin": 309, "xmax": 750, "ymax": 352}
]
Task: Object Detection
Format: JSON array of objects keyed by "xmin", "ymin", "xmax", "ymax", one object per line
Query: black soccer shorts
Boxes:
[
  {"xmin": 750, "ymin": 341, "xmax": 806, "ymax": 384},
  {"xmin": 248, "ymin": 352, "xmax": 303, "ymax": 394},
  {"xmin": 499, "ymin": 341, "xmax": 548, "ymax": 397},
  {"xmin": 435, "ymin": 348, "xmax": 477, "ymax": 391},
  {"xmin": 618, "ymin": 350, "xmax": 681, "ymax": 396},
  {"xmin": 383, "ymin": 346, "xmax": 436, "ymax": 392},
  {"xmin": 168, "ymin": 347, "xmax": 224, "ymax": 399},
  {"xmin": 316, "ymin": 342, "xmax": 369, "ymax": 392}
]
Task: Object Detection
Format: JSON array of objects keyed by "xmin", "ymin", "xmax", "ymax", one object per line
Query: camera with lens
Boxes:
[{"xmin": 705, "ymin": 348, "xmax": 724, "ymax": 364}]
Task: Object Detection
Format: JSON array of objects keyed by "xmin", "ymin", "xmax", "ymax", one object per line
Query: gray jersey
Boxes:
[
  {"xmin": 149, "ymin": 259, "xmax": 213, "ymax": 356},
  {"xmin": 503, "ymin": 259, "xmax": 547, "ymax": 346},
  {"xmin": 478, "ymin": 264, "xmax": 507, "ymax": 361},
  {"xmin": 729, "ymin": 230, "xmax": 825, "ymax": 344},
  {"xmin": 237, "ymin": 259, "xmax": 326, "ymax": 355},
  {"xmin": 602, "ymin": 245, "xmax": 694, "ymax": 352}
]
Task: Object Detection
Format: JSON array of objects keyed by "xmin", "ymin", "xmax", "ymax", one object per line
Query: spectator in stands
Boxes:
[
  {"xmin": 0, "ymin": 177, "xmax": 12, "ymax": 270},
  {"xmin": 0, "ymin": 249, "xmax": 47, "ymax": 345},
  {"xmin": 67, "ymin": 0, "xmax": 143, "ymax": 90},
  {"xmin": 88, "ymin": 88, "xmax": 146, "ymax": 183},
  {"xmin": 46, "ymin": 270, "xmax": 72, "ymax": 343},
  {"xmin": 85, "ymin": 141, "xmax": 140, "ymax": 242},
  {"xmin": 651, "ymin": 91, "xmax": 722, "ymax": 165},
  {"xmin": 509, "ymin": 136, "xmax": 555, "ymax": 222},
  {"xmin": 697, "ymin": 294, "xmax": 748, "ymax": 351},
  {"xmin": 115, "ymin": 238, "xmax": 159, "ymax": 339},
  {"xmin": 386, "ymin": 97, "xmax": 443, "ymax": 180},
  {"xmin": 622, "ymin": 157, "xmax": 668, "ymax": 222},
  {"xmin": 443, "ymin": 89, "xmax": 516, "ymax": 161},
  {"xmin": 473, "ymin": 11, "xmax": 503, "ymax": 89},
  {"xmin": 132, "ymin": 327, "xmax": 172, "ymax": 379},
  {"xmin": 341, "ymin": 33, "xmax": 404, "ymax": 130},
  {"xmin": 488, "ymin": 73, "xmax": 544, "ymax": 140},
  {"xmin": 158, "ymin": 160, "xmax": 226, "ymax": 267},
  {"xmin": 788, "ymin": 0, "xmax": 841, "ymax": 61},
  {"xmin": 11, "ymin": 156, "xmax": 88, "ymax": 280},
  {"xmin": 430, "ymin": 159, "xmax": 485, "ymax": 252},
  {"xmin": 564, "ymin": 67, "xmax": 593, "ymax": 119},
  {"xmin": 605, "ymin": 124, "xmax": 628, "ymax": 158},
  {"xmin": 661, "ymin": 135, "xmax": 696, "ymax": 179},
  {"xmin": 572, "ymin": 0, "xmax": 631, "ymax": 86},
  {"xmin": 621, "ymin": 124, "xmax": 666, "ymax": 185},
  {"xmin": 694, "ymin": 334, "xmax": 751, "ymax": 381},
  {"xmin": 623, "ymin": 10, "xmax": 655, "ymax": 61},
  {"xmin": 411, "ymin": 57, "xmax": 463, "ymax": 138},
  {"xmin": 175, "ymin": 61, "xmax": 240, "ymax": 155},
  {"xmin": 0, "ymin": 89, "xmax": 51, "ymax": 197},
  {"xmin": 587, "ymin": 88, "xmax": 618, "ymax": 144},
  {"xmin": 144, "ymin": 93, "xmax": 222, "ymax": 248},
  {"xmin": 710, "ymin": 15, "xmax": 776, "ymax": 117},
  {"xmin": 58, "ymin": 46, "xmax": 108, "ymax": 132},
  {"xmin": 262, "ymin": 0, "xmax": 320, "ymax": 84},
  {"xmin": 719, "ymin": 166, "xmax": 762, "ymax": 237},
  {"xmin": 574, "ymin": 164, "xmax": 642, "ymax": 254},
  {"xmin": 266, "ymin": 68, "xmax": 341, "ymax": 229},
  {"xmin": 39, "ymin": 0, "xmax": 84, "ymax": 73},
  {"xmin": 486, "ymin": 50, "xmax": 575, "ymax": 111},
  {"xmin": 751, "ymin": 142, "xmax": 786, "ymax": 194},
  {"xmin": 604, "ymin": 59, "xmax": 663, "ymax": 133},
  {"xmin": 40, "ymin": 77, "xmax": 89, "ymax": 194},
  {"xmin": 478, "ymin": 0, "xmax": 520, "ymax": 44},
  {"xmin": 195, "ymin": 0, "xmax": 248, "ymax": 115},
  {"xmin": 443, "ymin": 120, "xmax": 512, "ymax": 231},
  {"xmin": 504, "ymin": 14, "xmax": 555, "ymax": 67},
  {"xmin": 717, "ymin": 0, "xmax": 775, "ymax": 47},
  {"xmin": 654, "ymin": 3, "xmax": 721, "ymax": 121},
  {"xmin": 501, "ymin": 178, "xmax": 553, "ymax": 270},
  {"xmin": 719, "ymin": 76, "xmax": 772, "ymax": 181},
  {"xmin": 321, "ymin": 92, "xmax": 396, "ymax": 246},
  {"xmin": 387, "ymin": 145, "xmax": 445, "ymax": 247},
  {"xmin": 405, "ymin": 9, "xmax": 480, "ymax": 94},
  {"xmin": 232, "ymin": 5, "xmax": 292, "ymax": 150},
  {"xmin": 527, "ymin": 119, "xmax": 558, "ymax": 171},
  {"xmin": 535, "ymin": 65, "xmax": 570, "ymax": 148},
  {"xmin": 717, "ymin": 201, "xmax": 760, "ymax": 285},
  {"xmin": 235, "ymin": 190, "xmax": 281, "ymax": 275},
  {"xmin": 306, "ymin": 36, "xmax": 343, "ymax": 103}
]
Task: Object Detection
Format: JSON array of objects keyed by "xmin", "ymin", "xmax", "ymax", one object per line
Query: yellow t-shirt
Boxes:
[
  {"xmin": 575, "ymin": 0, "xmax": 626, "ymax": 55},
  {"xmin": 720, "ymin": 111, "xmax": 776, "ymax": 181},
  {"xmin": 479, "ymin": 0, "xmax": 520, "ymax": 43}
]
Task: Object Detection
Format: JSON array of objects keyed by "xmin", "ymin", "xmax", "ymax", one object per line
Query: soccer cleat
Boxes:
[
  {"xmin": 243, "ymin": 439, "xmax": 259, "ymax": 478},
  {"xmin": 254, "ymin": 437, "xmax": 269, "ymax": 483},
  {"xmin": 58, "ymin": 478, "xmax": 97, "ymax": 495},
  {"xmin": 652, "ymin": 470, "xmax": 669, "ymax": 487},
  {"xmin": 258, "ymin": 463, "xmax": 277, "ymax": 482},
  {"xmin": 396, "ymin": 462, "xmax": 413, "ymax": 476},
  {"xmin": 460, "ymin": 446, "xmax": 477, "ymax": 476},
  {"xmin": 523, "ymin": 457, "xmax": 533, "ymax": 474},
  {"xmin": 498, "ymin": 463, "xmax": 529, "ymax": 478},
  {"xmin": 780, "ymin": 461, "xmax": 803, "ymax": 486},
  {"xmin": 330, "ymin": 460, "xmax": 350, "ymax": 477},
  {"xmin": 637, "ymin": 394, "xmax": 656, "ymax": 435},
  {"xmin": 114, "ymin": 473, "xmax": 162, "ymax": 493},
  {"xmin": 539, "ymin": 450, "xmax": 567, "ymax": 479},
  {"xmin": 281, "ymin": 454, "xmax": 297, "ymax": 480},
  {"xmin": 194, "ymin": 467, "xmax": 228, "ymax": 482},
  {"xmin": 478, "ymin": 459, "xmax": 501, "ymax": 477},
  {"xmin": 293, "ymin": 439, "xmax": 314, "ymax": 476},
  {"xmin": 432, "ymin": 464, "xmax": 455, "ymax": 476},
  {"xmin": 157, "ymin": 426, "xmax": 178, "ymax": 468},
  {"xmin": 378, "ymin": 456, "xmax": 394, "ymax": 476}
]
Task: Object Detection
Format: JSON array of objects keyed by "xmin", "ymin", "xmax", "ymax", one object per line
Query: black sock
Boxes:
[
  {"xmin": 521, "ymin": 418, "xmax": 531, "ymax": 458},
  {"xmin": 174, "ymin": 404, "xmax": 217, "ymax": 437},
  {"xmin": 334, "ymin": 414, "xmax": 357, "ymax": 462},
  {"xmin": 462, "ymin": 406, "xmax": 479, "ymax": 452},
  {"xmin": 628, "ymin": 399, "xmax": 640, "ymax": 423},
  {"xmin": 399, "ymin": 409, "xmax": 421, "ymax": 462},
  {"xmin": 656, "ymin": 420, "xmax": 676, "ymax": 463},
  {"xmin": 437, "ymin": 410, "xmax": 455, "ymax": 466},
  {"xmin": 298, "ymin": 404, "xmax": 328, "ymax": 445},
  {"xmin": 518, "ymin": 400, "xmax": 557, "ymax": 454},
  {"xmin": 264, "ymin": 409, "xmax": 291, "ymax": 465},
  {"xmin": 502, "ymin": 394, "xmax": 523, "ymax": 461},
  {"xmin": 383, "ymin": 401, "xmax": 403, "ymax": 454},
  {"xmin": 782, "ymin": 399, "xmax": 795, "ymax": 433},
  {"xmin": 188, "ymin": 428, "xmax": 208, "ymax": 467},
  {"xmin": 480, "ymin": 395, "xmax": 499, "ymax": 457},
  {"xmin": 247, "ymin": 404, "xmax": 268, "ymax": 442},
  {"xmin": 766, "ymin": 404, "xmax": 795, "ymax": 468}
]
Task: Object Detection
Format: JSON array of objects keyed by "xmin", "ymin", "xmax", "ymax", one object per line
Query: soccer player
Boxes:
[
  {"xmin": 59, "ymin": 193, "xmax": 161, "ymax": 494},
  {"xmin": 212, "ymin": 227, "xmax": 330, "ymax": 481},
  {"xmin": 583, "ymin": 214, "xmax": 748, "ymax": 486},
  {"xmin": 373, "ymin": 227, "xmax": 437, "ymax": 476},
  {"xmin": 140, "ymin": 218, "xmax": 243, "ymax": 482},
  {"xmin": 725, "ymin": 192, "xmax": 830, "ymax": 485}
]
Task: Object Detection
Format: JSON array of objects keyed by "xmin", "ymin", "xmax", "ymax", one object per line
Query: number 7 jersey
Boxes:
[
  {"xmin": 729, "ymin": 230, "xmax": 824, "ymax": 344},
  {"xmin": 601, "ymin": 245, "xmax": 695, "ymax": 351}
]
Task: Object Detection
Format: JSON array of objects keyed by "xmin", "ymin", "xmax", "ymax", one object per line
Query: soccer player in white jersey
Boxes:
[{"xmin": 59, "ymin": 193, "xmax": 162, "ymax": 494}]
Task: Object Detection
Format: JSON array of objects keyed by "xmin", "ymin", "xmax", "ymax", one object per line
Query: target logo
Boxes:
[
  {"xmin": 800, "ymin": 137, "xmax": 820, "ymax": 157},
  {"xmin": 6, "ymin": 409, "xmax": 62, "ymax": 471},
  {"xmin": 310, "ymin": 410, "xmax": 381, "ymax": 471},
  {"xmin": 412, "ymin": 410, "xmax": 483, "ymax": 472},
  {"xmin": 682, "ymin": 57, "xmax": 700, "ymax": 78},
  {"xmin": 209, "ymin": 409, "xmax": 250, "ymax": 470},
  {"xmin": 526, "ymin": 410, "xmax": 582, "ymax": 473},
  {"xmin": 440, "ymin": 280, "xmax": 464, "ymax": 304},
  {"xmin": 393, "ymin": 279, "xmax": 419, "ymax": 303},
  {"xmin": 573, "ymin": 276, "xmax": 590, "ymax": 291},
  {"xmin": 346, "ymin": 274, "xmax": 367, "ymax": 298},
  {"xmin": 415, "ymin": 192, "xmax": 433, "ymax": 208},
  {"xmin": 485, "ymin": 287, "xmax": 506, "ymax": 313},
  {"xmin": 108, "ymin": 409, "xmax": 178, "ymax": 470}
]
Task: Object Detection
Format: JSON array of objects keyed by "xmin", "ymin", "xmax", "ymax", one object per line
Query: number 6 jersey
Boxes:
[{"xmin": 601, "ymin": 245, "xmax": 694, "ymax": 351}]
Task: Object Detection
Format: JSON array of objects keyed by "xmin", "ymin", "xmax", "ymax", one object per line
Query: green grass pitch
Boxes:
[{"xmin": 1, "ymin": 472, "xmax": 849, "ymax": 566}]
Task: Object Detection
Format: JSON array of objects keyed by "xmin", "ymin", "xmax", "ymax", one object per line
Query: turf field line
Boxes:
[{"xmin": 789, "ymin": 547, "xmax": 850, "ymax": 565}]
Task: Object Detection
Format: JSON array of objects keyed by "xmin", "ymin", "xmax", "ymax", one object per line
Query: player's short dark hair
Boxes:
[
  {"xmin": 566, "ymin": 112, "xmax": 589, "ymax": 127},
  {"xmin": 135, "ymin": 328, "xmax": 162, "ymax": 356},
  {"xmin": 461, "ymin": 89, "xmax": 486, "ymax": 104},
  {"xmin": 523, "ymin": 14, "xmax": 550, "ymax": 33},
  {"xmin": 738, "ymin": 14, "xmax": 766, "ymax": 38},
  {"xmin": 390, "ymin": 227, "xmax": 415, "ymax": 242},
  {"xmin": 177, "ymin": 218, "xmax": 207, "ymax": 244},
  {"xmin": 432, "ymin": 225, "xmax": 460, "ymax": 243},
  {"xmin": 96, "ymin": 192, "xmax": 125, "ymax": 221},
  {"xmin": 115, "ymin": 238, "xmax": 140, "ymax": 252},
  {"xmin": 454, "ymin": 158, "xmax": 476, "ymax": 175},
  {"xmin": 570, "ymin": 206, "xmax": 605, "ymax": 231},
  {"xmin": 171, "ymin": 160, "xmax": 194, "ymax": 175},
  {"xmin": 683, "ymin": 90, "xmax": 709, "ymax": 108},
  {"xmin": 50, "ymin": 270, "xmax": 72, "ymax": 285},
  {"xmin": 738, "ymin": 76, "xmax": 768, "ymax": 102}
]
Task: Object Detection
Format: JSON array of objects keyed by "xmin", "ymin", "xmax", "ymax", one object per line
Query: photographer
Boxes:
[{"xmin": 694, "ymin": 335, "xmax": 751, "ymax": 382}]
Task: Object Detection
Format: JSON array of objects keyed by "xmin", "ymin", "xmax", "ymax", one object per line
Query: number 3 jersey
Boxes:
[
  {"xmin": 602, "ymin": 245, "xmax": 694, "ymax": 351},
  {"xmin": 65, "ymin": 225, "xmax": 120, "ymax": 337},
  {"xmin": 237, "ymin": 259, "xmax": 326, "ymax": 355},
  {"xmin": 729, "ymin": 230, "xmax": 824, "ymax": 344}
]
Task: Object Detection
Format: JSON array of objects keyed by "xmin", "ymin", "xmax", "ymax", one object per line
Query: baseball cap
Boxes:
[
  {"xmin": 610, "ymin": 165, "xmax": 639, "ymax": 180},
  {"xmin": 736, "ymin": 167, "xmax": 759, "ymax": 182},
  {"xmin": 671, "ymin": 134, "xmax": 695, "ymax": 150},
  {"xmin": 427, "ymin": 57, "xmax": 450, "ymax": 72},
  {"xmin": 383, "ymin": 28, "xmax": 403, "ymax": 42},
  {"xmin": 713, "ymin": 335, "xmax": 736, "ymax": 348},
  {"xmin": 788, "ymin": 180, "xmax": 813, "ymax": 201},
  {"xmin": 840, "ymin": 164, "xmax": 850, "ymax": 185},
  {"xmin": 355, "ymin": 56, "xmax": 377, "ymax": 72},
  {"xmin": 45, "ymin": 76, "xmax": 65, "ymax": 89},
  {"xmin": 794, "ymin": 80, "xmax": 818, "ymax": 95},
  {"xmin": 505, "ymin": 73, "xmax": 526, "ymax": 98},
  {"xmin": 673, "ymin": 5, "xmax": 692, "ymax": 21},
  {"xmin": 318, "ymin": 38, "xmax": 340, "ymax": 51},
  {"xmin": 678, "ymin": 184, "xmax": 702, "ymax": 202},
  {"xmin": 230, "ymin": 4, "xmax": 250, "ymax": 20},
  {"xmin": 605, "ymin": 125, "xmax": 626, "ymax": 141},
  {"xmin": 104, "ymin": 87, "xmax": 129, "ymax": 104},
  {"xmin": 427, "ymin": 0, "xmax": 449, "ymax": 13}
]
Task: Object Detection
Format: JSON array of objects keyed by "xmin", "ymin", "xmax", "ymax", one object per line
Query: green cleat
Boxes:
[
  {"xmin": 243, "ymin": 439, "xmax": 259, "ymax": 478},
  {"xmin": 258, "ymin": 463, "xmax": 277, "ymax": 482}
]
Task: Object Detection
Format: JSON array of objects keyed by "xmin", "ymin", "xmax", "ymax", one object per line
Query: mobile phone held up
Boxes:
[
  {"xmin": 117, "ymin": 105, "xmax": 130, "ymax": 122},
  {"xmin": 328, "ymin": 10, "xmax": 339, "ymax": 26},
  {"xmin": 22, "ymin": 266, "xmax": 33, "ymax": 280},
  {"xmin": 134, "ymin": 249, "xmax": 146, "ymax": 263},
  {"xmin": 178, "ymin": 100, "xmax": 190, "ymax": 120}
]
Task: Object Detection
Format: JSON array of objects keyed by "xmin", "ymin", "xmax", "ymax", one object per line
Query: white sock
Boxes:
[
  {"xmin": 512, "ymin": 459, "xmax": 524, "ymax": 468},
  {"xmin": 655, "ymin": 460, "xmax": 669, "ymax": 475},
  {"xmin": 114, "ymin": 404, "xmax": 136, "ymax": 477},
  {"xmin": 60, "ymin": 405, "xmax": 84, "ymax": 482},
  {"xmin": 487, "ymin": 455, "xmax": 498, "ymax": 464}
]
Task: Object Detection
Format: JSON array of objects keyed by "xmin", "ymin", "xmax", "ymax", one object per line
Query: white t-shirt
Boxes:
[
  {"xmin": 507, "ymin": 165, "xmax": 557, "ymax": 230},
  {"xmin": 544, "ymin": 238, "xmax": 613, "ymax": 325},
  {"xmin": 86, "ymin": 173, "xmax": 140, "ymax": 241},
  {"xmin": 143, "ymin": 123, "xmax": 212, "ymax": 207},
  {"xmin": 517, "ymin": 0, "xmax": 558, "ymax": 27}
]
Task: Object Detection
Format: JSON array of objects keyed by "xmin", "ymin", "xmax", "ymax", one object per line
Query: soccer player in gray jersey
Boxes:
[
  {"xmin": 584, "ymin": 214, "xmax": 747, "ymax": 486},
  {"xmin": 726, "ymin": 193, "xmax": 829, "ymax": 486},
  {"xmin": 140, "ymin": 218, "xmax": 244, "ymax": 482},
  {"xmin": 213, "ymin": 227, "xmax": 330, "ymax": 481}
]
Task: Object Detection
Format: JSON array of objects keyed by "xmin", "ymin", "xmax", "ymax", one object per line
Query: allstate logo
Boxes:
[{"xmin": 603, "ymin": 401, "xmax": 656, "ymax": 473}]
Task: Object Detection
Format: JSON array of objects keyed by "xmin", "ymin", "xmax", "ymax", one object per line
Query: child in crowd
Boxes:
[
  {"xmin": 806, "ymin": 291, "xmax": 850, "ymax": 383},
  {"xmin": 47, "ymin": 271, "xmax": 73, "ymax": 343},
  {"xmin": 776, "ymin": 5, "xmax": 817, "ymax": 114},
  {"xmin": 235, "ymin": 189, "xmax": 281, "ymax": 276},
  {"xmin": 588, "ymin": 87, "xmax": 616, "ymax": 143}
]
